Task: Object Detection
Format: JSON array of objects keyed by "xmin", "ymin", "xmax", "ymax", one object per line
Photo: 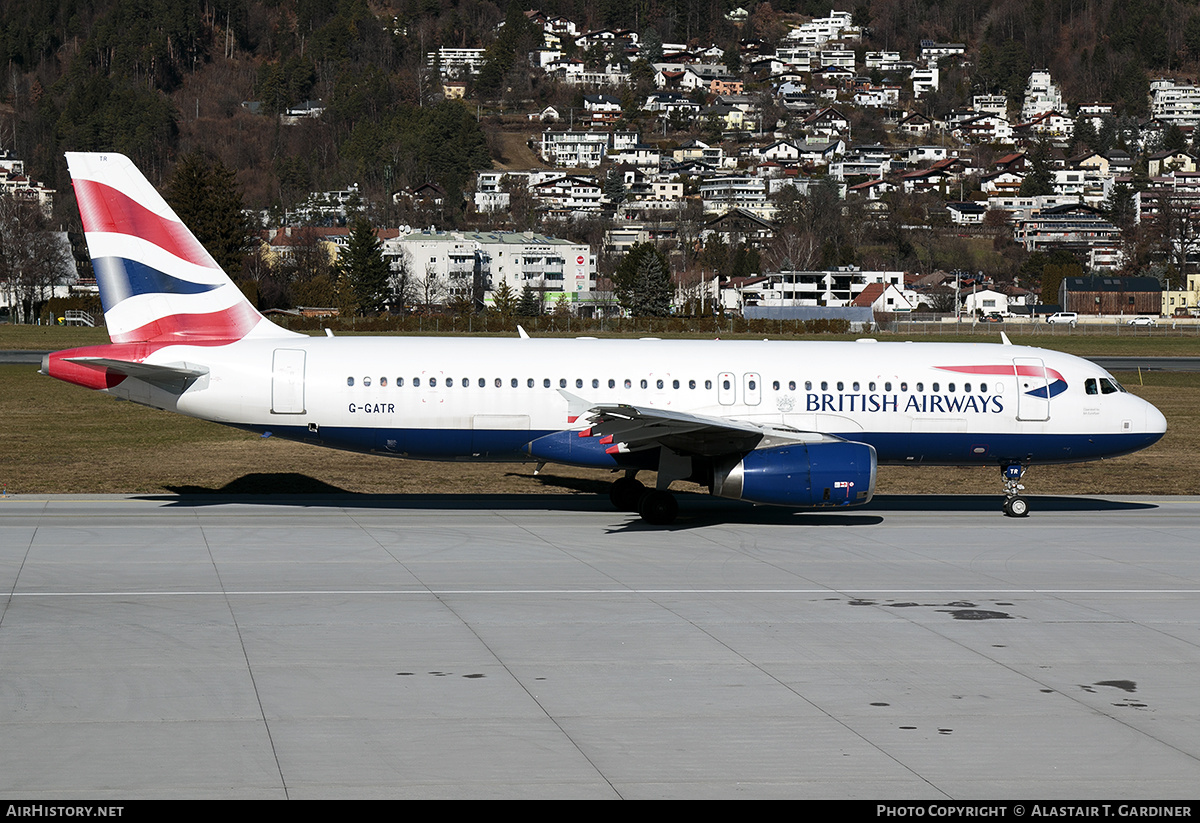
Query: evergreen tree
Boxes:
[
  {"xmin": 165, "ymin": 152, "xmax": 252, "ymax": 276},
  {"xmin": 491, "ymin": 278, "xmax": 517, "ymax": 318},
  {"xmin": 1019, "ymin": 140, "xmax": 1055, "ymax": 196},
  {"xmin": 517, "ymin": 283, "xmax": 542, "ymax": 317},
  {"xmin": 613, "ymin": 243, "xmax": 672, "ymax": 317},
  {"xmin": 1164, "ymin": 123, "xmax": 1188, "ymax": 153},
  {"xmin": 604, "ymin": 167, "xmax": 627, "ymax": 205},
  {"xmin": 337, "ymin": 217, "xmax": 390, "ymax": 315}
]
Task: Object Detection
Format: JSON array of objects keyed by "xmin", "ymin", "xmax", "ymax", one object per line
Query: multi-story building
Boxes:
[
  {"xmin": 1150, "ymin": 79, "xmax": 1200, "ymax": 127},
  {"xmin": 699, "ymin": 175, "xmax": 770, "ymax": 217},
  {"xmin": 539, "ymin": 130, "xmax": 629, "ymax": 168},
  {"xmin": 426, "ymin": 48, "xmax": 486, "ymax": 79},
  {"xmin": 865, "ymin": 51, "xmax": 902, "ymax": 71},
  {"xmin": 0, "ymin": 150, "xmax": 55, "ymax": 216},
  {"xmin": 1021, "ymin": 70, "xmax": 1065, "ymax": 120},
  {"xmin": 1014, "ymin": 204, "xmax": 1123, "ymax": 270},
  {"xmin": 385, "ymin": 230, "xmax": 596, "ymax": 309}
]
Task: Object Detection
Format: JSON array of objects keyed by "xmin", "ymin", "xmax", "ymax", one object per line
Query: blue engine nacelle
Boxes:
[{"xmin": 712, "ymin": 441, "xmax": 877, "ymax": 508}]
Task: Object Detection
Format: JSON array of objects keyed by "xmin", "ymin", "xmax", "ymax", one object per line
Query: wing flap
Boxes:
[{"xmin": 581, "ymin": 403, "xmax": 841, "ymax": 458}]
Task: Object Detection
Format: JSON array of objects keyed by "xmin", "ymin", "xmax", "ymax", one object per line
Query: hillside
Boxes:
[{"xmin": 3, "ymin": 0, "xmax": 1200, "ymax": 221}]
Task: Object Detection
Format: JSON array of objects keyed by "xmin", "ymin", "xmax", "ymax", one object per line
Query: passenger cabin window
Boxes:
[{"xmin": 347, "ymin": 377, "xmax": 354, "ymax": 386}]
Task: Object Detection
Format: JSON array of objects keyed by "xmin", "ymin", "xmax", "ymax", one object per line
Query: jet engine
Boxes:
[{"xmin": 712, "ymin": 441, "xmax": 877, "ymax": 508}]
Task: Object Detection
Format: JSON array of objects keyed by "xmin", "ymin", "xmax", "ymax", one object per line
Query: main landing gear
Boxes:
[
  {"xmin": 608, "ymin": 473, "xmax": 680, "ymax": 526},
  {"xmin": 1002, "ymin": 464, "xmax": 1029, "ymax": 517}
]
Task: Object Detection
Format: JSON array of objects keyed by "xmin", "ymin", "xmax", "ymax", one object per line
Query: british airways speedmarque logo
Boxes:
[{"xmin": 936, "ymin": 364, "xmax": 1068, "ymax": 399}]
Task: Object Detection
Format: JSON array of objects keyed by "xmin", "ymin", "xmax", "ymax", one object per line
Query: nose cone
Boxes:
[{"xmin": 1146, "ymin": 399, "xmax": 1168, "ymax": 439}]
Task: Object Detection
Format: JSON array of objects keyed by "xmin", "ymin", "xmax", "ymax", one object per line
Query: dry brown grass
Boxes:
[{"xmin": 1, "ymin": 364, "xmax": 1193, "ymax": 499}]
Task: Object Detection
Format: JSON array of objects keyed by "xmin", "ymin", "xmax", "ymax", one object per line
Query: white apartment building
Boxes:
[
  {"xmin": 919, "ymin": 40, "xmax": 965, "ymax": 64},
  {"xmin": 699, "ymin": 175, "xmax": 771, "ymax": 217},
  {"xmin": 743, "ymin": 267, "xmax": 904, "ymax": 309},
  {"xmin": 818, "ymin": 49, "xmax": 856, "ymax": 70},
  {"xmin": 783, "ymin": 10, "xmax": 857, "ymax": 47},
  {"xmin": 911, "ymin": 66, "xmax": 939, "ymax": 97},
  {"xmin": 426, "ymin": 48, "xmax": 486, "ymax": 79},
  {"xmin": 1022, "ymin": 70, "xmax": 1065, "ymax": 120},
  {"xmin": 775, "ymin": 46, "xmax": 814, "ymax": 71},
  {"xmin": 865, "ymin": 51, "xmax": 901, "ymax": 71},
  {"xmin": 539, "ymin": 130, "xmax": 617, "ymax": 167},
  {"xmin": 972, "ymin": 94, "xmax": 1008, "ymax": 116},
  {"xmin": 386, "ymin": 230, "xmax": 596, "ymax": 307},
  {"xmin": 1150, "ymin": 79, "xmax": 1200, "ymax": 127}
]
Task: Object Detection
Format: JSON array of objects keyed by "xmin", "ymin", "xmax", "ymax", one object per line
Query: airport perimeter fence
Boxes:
[
  {"xmin": 275, "ymin": 312, "xmax": 1200, "ymax": 338},
  {"xmin": 884, "ymin": 318, "xmax": 1200, "ymax": 337},
  {"xmin": 274, "ymin": 314, "xmax": 858, "ymax": 336}
]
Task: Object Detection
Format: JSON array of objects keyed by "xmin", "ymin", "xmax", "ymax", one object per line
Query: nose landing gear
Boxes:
[{"xmin": 1002, "ymin": 464, "xmax": 1029, "ymax": 517}]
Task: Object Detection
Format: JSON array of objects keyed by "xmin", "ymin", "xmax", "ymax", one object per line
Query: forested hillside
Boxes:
[{"xmin": 4, "ymin": 0, "xmax": 1200, "ymax": 223}]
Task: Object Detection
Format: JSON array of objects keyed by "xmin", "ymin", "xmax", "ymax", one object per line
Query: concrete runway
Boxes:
[{"xmin": 1, "ymin": 493, "xmax": 1198, "ymax": 799}]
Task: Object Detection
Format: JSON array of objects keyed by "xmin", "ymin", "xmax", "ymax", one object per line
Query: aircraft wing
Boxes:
[{"xmin": 580, "ymin": 403, "xmax": 840, "ymax": 457}]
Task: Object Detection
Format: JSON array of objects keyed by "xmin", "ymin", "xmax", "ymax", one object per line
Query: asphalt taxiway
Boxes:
[{"xmin": 1, "ymin": 493, "xmax": 1198, "ymax": 799}]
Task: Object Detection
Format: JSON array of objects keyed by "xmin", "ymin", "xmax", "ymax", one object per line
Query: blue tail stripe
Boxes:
[{"xmin": 93, "ymin": 257, "xmax": 221, "ymax": 312}]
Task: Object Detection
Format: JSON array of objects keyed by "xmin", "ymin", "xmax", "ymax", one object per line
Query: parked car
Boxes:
[
  {"xmin": 981, "ymin": 312, "xmax": 1005, "ymax": 323},
  {"xmin": 1046, "ymin": 312, "xmax": 1078, "ymax": 326},
  {"xmin": 1127, "ymin": 316, "xmax": 1156, "ymax": 326}
]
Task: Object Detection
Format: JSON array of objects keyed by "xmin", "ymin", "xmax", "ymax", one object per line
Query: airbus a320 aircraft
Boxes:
[{"xmin": 44, "ymin": 153, "xmax": 1167, "ymax": 524}]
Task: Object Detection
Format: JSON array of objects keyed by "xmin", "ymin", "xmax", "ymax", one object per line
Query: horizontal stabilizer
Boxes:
[{"xmin": 64, "ymin": 357, "xmax": 209, "ymax": 392}]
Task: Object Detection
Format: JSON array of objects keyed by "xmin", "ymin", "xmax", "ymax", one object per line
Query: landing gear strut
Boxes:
[{"xmin": 1002, "ymin": 464, "xmax": 1029, "ymax": 517}]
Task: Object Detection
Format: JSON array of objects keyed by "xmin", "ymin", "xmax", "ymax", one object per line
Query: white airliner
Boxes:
[{"xmin": 44, "ymin": 152, "xmax": 1167, "ymax": 524}]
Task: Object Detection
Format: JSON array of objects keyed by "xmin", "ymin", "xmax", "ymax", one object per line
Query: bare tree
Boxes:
[
  {"xmin": 387, "ymin": 246, "xmax": 414, "ymax": 313},
  {"xmin": 0, "ymin": 194, "xmax": 75, "ymax": 323},
  {"xmin": 414, "ymin": 263, "xmax": 448, "ymax": 311}
]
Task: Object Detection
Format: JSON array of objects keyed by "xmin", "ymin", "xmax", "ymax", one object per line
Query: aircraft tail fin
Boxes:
[{"xmin": 65, "ymin": 152, "xmax": 297, "ymax": 345}]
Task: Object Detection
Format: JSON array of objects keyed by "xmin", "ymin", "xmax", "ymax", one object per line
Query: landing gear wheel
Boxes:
[
  {"xmin": 1001, "ymin": 464, "xmax": 1029, "ymax": 517},
  {"xmin": 638, "ymin": 490, "xmax": 679, "ymax": 526},
  {"xmin": 1003, "ymin": 497, "xmax": 1029, "ymax": 518},
  {"xmin": 609, "ymin": 476, "xmax": 646, "ymax": 511}
]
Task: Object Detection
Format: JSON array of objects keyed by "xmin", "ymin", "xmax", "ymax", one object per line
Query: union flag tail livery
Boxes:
[
  {"xmin": 43, "ymin": 152, "xmax": 1167, "ymax": 525},
  {"xmin": 65, "ymin": 152, "xmax": 291, "ymax": 344}
]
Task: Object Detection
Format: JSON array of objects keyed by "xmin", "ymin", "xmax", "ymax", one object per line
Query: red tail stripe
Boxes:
[
  {"xmin": 72, "ymin": 179, "xmax": 218, "ymax": 270},
  {"xmin": 109, "ymin": 302, "xmax": 261, "ymax": 344}
]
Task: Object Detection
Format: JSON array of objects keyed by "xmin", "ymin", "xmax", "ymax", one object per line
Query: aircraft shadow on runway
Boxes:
[{"xmin": 145, "ymin": 472, "xmax": 1157, "ymax": 528}]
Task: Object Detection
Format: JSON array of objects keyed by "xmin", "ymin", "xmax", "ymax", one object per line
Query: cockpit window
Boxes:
[
  {"xmin": 1085, "ymin": 378, "xmax": 1099, "ymax": 395},
  {"xmin": 1101, "ymin": 378, "xmax": 1124, "ymax": 394}
]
